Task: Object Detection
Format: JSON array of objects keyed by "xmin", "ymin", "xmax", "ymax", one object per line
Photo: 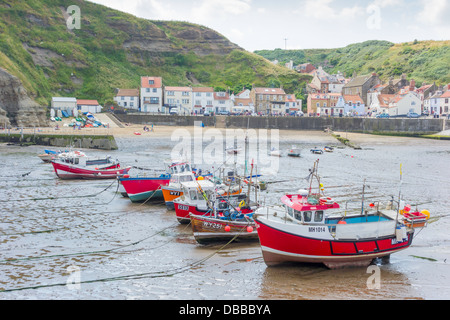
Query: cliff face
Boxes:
[{"xmin": 0, "ymin": 68, "xmax": 48, "ymax": 127}]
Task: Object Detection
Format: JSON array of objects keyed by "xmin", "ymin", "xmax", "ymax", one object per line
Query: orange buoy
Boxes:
[
  {"xmin": 338, "ymin": 220, "xmax": 347, "ymax": 225},
  {"xmin": 224, "ymin": 225, "xmax": 231, "ymax": 232},
  {"xmin": 247, "ymin": 226, "xmax": 253, "ymax": 233}
]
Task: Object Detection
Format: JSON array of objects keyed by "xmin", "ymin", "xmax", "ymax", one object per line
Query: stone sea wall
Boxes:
[
  {"xmin": 0, "ymin": 133, "xmax": 118, "ymax": 150},
  {"xmin": 115, "ymin": 114, "xmax": 448, "ymax": 135}
]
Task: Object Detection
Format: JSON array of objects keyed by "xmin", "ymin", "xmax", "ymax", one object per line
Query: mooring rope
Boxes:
[
  {"xmin": 0, "ymin": 179, "xmax": 118, "ymax": 202},
  {"xmin": 0, "ymin": 221, "xmax": 250, "ymax": 293}
]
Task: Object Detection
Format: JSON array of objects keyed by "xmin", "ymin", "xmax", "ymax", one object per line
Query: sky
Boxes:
[{"xmin": 89, "ymin": 0, "xmax": 450, "ymax": 52}]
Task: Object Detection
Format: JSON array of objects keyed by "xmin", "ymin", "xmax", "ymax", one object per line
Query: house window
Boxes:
[
  {"xmin": 182, "ymin": 99, "xmax": 189, "ymax": 104},
  {"xmin": 182, "ymin": 91, "xmax": 189, "ymax": 96},
  {"xmin": 150, "ymin": 97, "xmax": 159, "ymax": 104},
  {"xmin": 130, "ymin": 97, "xmax": 134, "ymax": 100},
  {"xmin": 146, "ymin": 88, "xmax": 150, "ymax": 93},
  {"xmin": 148, "ymin": 80, "xmax": 154, "ymax": 85},
  {"xmin": 167, "ymin": 91, "xmax": 174, "ymax": 96},
  {"xmin": 206, "ymin": 92, "xmax": 212, "ymax": 97},
  {"xmin": 130, "ymin": 102, "xmax": 134, "ymax": 107},
  {"xmin": 153, "ymin": 88, "xmax": 157, "ymax": 93},
  {"xmin": 196, "ymin": 92, "xmax": 201, "ymax": 97},
  {"xmin": 323, "ymin": 102, "xmax": 326, "ymax": 107}
]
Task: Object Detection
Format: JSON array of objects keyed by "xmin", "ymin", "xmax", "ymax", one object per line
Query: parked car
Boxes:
[
  {"xmin": 218, "ymin": 111, "xmax": 230, "ymax": 115},
  {"xmin": 407, "ymin": 112, "xmax": 420, "ymax": 118},
  {"xmin": 203, "ymin": 111, "xmax": 210, "ymax": 116},
  {"xmin": 169, "ymin": 109, "xmax": 178, "ymax": 115},
  {"xmin": 376, "ymin": 113, "xmax": 390, "ymax": 118}
]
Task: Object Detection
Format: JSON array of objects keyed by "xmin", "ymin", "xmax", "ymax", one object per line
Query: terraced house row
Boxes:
[{"xmin": 114, "ymin": 76, "xmax": 302, "ymax": 116}]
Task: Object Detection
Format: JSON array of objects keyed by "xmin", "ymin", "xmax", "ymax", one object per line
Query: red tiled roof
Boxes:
[
  {"xmin": 214, "ymin": 92, "xmax": 230, "ymax": 100},
  {"xmin": 192, "ymin": 87, "xmax": 214, "ymax": 92},
  {"xmin": 165, "ymin": 86, "xmax": 192, "ymax": 91},
  {"xmin": 253, "ymin": 87, "xmax": 286, "ymax": 95},
  {"xmin": 116, "ymin": 89, "xmax": 139, "ymax": 97},
  {"xmin": 141, "ymin": 76, "xmax": 162, "ymax": 88},
  {"xmin": 77, "ymin": 99, "xmax": 100, "ymax": 105},
  {"xmin": 440, "ymin": 90, "xmax": 450, "ymax": 98},
  {"xmin": 343, "ymin": 95, "xmax": 364, "ymax": 104}
]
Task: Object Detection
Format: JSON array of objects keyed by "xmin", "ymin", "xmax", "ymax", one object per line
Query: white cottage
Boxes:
[{"xmin": 114, "ymin": 89, "xmax": 139, "ymax": 111}]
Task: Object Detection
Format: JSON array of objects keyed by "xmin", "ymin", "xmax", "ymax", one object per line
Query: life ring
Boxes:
[
  {"xmin": 239, "ymin": 200, "xmax": 246, "ymax": 208},
  {"xmin": 320, "ymin": 197, "xmax": 334, "ymax": 205}
]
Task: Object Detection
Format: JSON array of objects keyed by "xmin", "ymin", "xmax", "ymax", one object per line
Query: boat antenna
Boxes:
[{"xmin": 394, "ymin": 163, "xmax": 403, "ymax": 230}]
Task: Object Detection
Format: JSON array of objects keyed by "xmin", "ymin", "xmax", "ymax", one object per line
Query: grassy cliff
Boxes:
[
  {"xmin": 0, "ymin": 0, "xmax": 310, "ymax": 107},
  {"xmin": 255, "ymin": 40, "xmax": 450, "ymax": 86}
]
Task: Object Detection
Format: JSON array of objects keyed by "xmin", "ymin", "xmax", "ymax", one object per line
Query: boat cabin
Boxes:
[
  {"xmin": 168, "ymin": 161, "xmax": 192, "ymax": 174},
  {"xmin": 57, "ymin": 154, "xmax": 116, "ymax": 167}
]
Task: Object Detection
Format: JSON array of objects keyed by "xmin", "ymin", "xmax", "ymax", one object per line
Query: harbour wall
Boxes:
[
  {"xmin": 0, "ymin": 133, "xmax": 118, "ymax": 150},
  {"xmin": 115, "ymin": 114, "xmax": 449, "ymax": 135}
]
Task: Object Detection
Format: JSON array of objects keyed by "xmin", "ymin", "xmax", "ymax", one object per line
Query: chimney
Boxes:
[{"xmin": 409, "ymin": 79, "xmax": 416, "ymax": 91}]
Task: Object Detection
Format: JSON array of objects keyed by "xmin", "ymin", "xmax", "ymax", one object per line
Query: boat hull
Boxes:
[
  {"xmin": 51, "ymin": 161, "xmax": 130, "ymax": 179},
  {"xmin": 161, "ymin": 186, "xmax": 183, "ymax": 210},
  {"xmin": 254, "ymin": 217, "xmax": 413, "ymax": 269},
  {"xmin": 190, "ymin": 214, "xmax": 258, "ymax": 244},
  {"xmin": 119, "ymin": 177, "xmax": 170, "ymax": 202},
  {"xmin": 174, "ymin": 202, "xmax": 211, "ymax": 223}
]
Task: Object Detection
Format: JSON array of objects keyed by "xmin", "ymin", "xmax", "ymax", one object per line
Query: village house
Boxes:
[
  {"xmin": 114, "ymin": 89, "xmax": 139, "ymax": 111},
  {"xmin": 315, "ymin": 93, "xmax": 341, "ymax": 116},
  {"xmin": 164, "ymin": 86, "xmax": 192, "ymax": 115},
  {"xmin": 140, "ymin": 76, "xmax": 163, "ymax": 113},
  {"xmin": 285, "ymin": 94, "xmax": 302, "ymax": 114},
  {"xmin": 440, "ymin": 89, "xmax": 450, "ymax": 116},
  {"xmin": 424, "ymin": 88, "xmax": 446, "ymax": 116},
  {"xmin": 192, "ymin": 87, "xmax": 214, "ymax": 115},
  {"xmin": 232, "ymin": 98, "xmax": 254, "ymax": 114},
  {"xmin": 342, "ymin": 73, "xmax": 381, "ymax": 106},
  {"xmin": 296, "ymin": 63, "xmax": 316, "ymax": 74},
  {"xmin": 250, "ymin": 87, "xmax": 286, "ymax": 115},
  {"xmin": 213, "ymin": 91, "xmax": 234, "ymax": 114},
  {"xmin": 76, "ymin": 99, "xmax": 102, "ymax": 114},
  {"xmin": 307, "ymin": 93, "xmax": 330, "ymax": 116},
  {"xmin": 373, "ymin": 91, "xmax": 421, "ymax": 116},
  {"xmin": 416, "ymin": 82, "xmax": 437, "ymax": 114}
]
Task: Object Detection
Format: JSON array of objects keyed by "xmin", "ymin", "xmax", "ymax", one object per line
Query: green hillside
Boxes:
[
  {"xmin": 0, "ymin": 0, "xmax": 310, "ymax": 107},
  {"xmin": 255, "ymin": 40, "xmax": 450, "ymax": 86}
]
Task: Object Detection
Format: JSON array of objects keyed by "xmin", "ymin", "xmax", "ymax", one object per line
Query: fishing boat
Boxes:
[
  {"xmin": 173, "ymin": 179, "xmax": 247, "ymax": 224},
  {"xmin": 324, "ymin": 146, "xmax": 334, "ymax": 152},
  {"xmin": 190, "ymin": 161, "xmax": 260, "ymax": 243},
  {"xmin": 119, "ymin": 160, "xmax": 190, "ymax": 203},
  {"xmin": 226, "ymin": 146, "xmax": 241, "ymax": 154},
  {"xmin": 269, "ymin": 147, "xmax": 281, "ymax": 157},
  {"xmin": 254, "ymin": 160, "xmax": 429, "ymax": 269},
  {"xmin": 190, "ymin": 210, "xmax": 257, "ymax": 244},
  {"xmin": 119, "ymin": 173, "xmax": 171, "ymax": 203},
  {"xmin": 37, "ymin": 149, "xmax": 71, "ymax": 163},
  {"xmin": 310, "ymin": 148, "xmax": 323, "ymax": 154},
  {"xmin": 51, "ymin": 153, "xmax": 130, "ymax": 180},
  {"xmin": 161, "ymin": 161, "xmax": 211, "ymax": 209},
  {"xmin": 287, "ymin": 147, "xmax": 301, "ymax": 157}
]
